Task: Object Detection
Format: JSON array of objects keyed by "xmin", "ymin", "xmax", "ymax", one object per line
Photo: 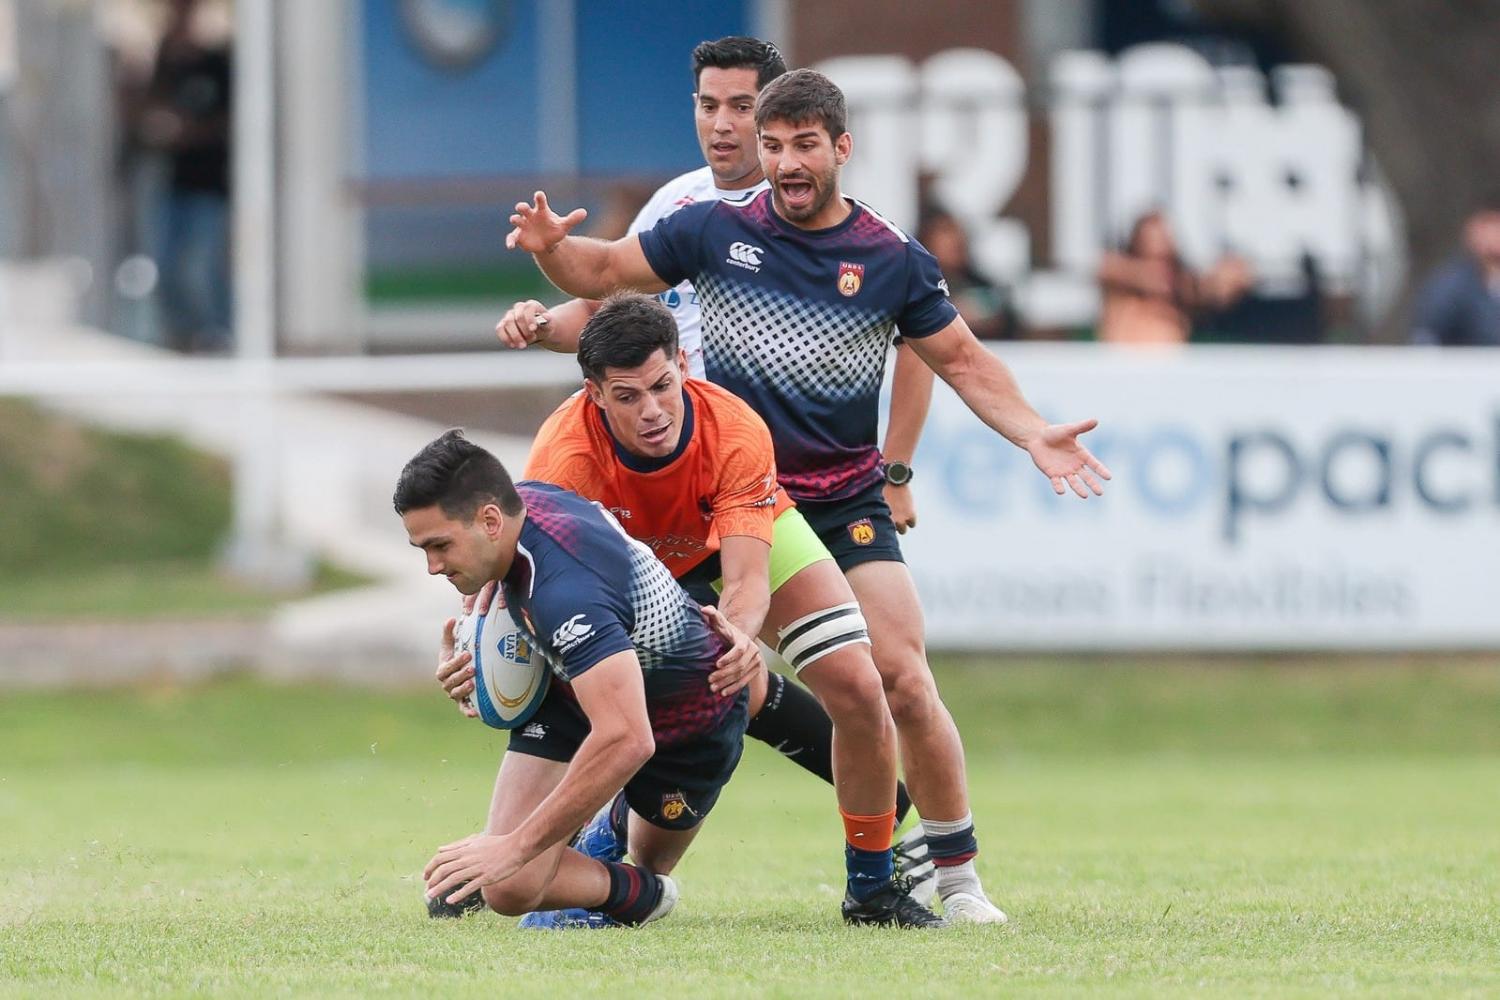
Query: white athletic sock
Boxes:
[
  {"xmin": 935, "ymin": 858, "xmax": 983, "ymax": 900},
  {"xmin": 920, "ymin": 813, "xmax": 973, "ymax": 838}
]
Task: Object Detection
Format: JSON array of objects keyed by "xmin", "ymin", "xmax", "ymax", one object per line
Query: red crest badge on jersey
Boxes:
[{"xmin": 837, "ymin": 261, "xmax": 864, "ymax": 297}]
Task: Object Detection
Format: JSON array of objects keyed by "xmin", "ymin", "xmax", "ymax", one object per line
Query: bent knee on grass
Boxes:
[{"xmin": 480, "ymin": 877, "xmax": 548, "ymax": 916}]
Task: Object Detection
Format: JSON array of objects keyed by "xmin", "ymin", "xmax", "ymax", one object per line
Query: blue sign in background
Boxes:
[
  {"xmin": 361, "ymin": 0, "xmax": 750, "ymax": 180},
  {"xmin": 574, "ymin": 2, "xmax": 749, "ymax": 173},
  {"xmin": 361, "ymin": 0, "xmax": 542, "ymax": 178}
]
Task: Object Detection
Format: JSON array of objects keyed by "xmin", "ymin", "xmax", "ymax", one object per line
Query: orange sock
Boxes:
[{"xmin": 840, "ymin": 807, "xmax": 897, "ymax": 853}]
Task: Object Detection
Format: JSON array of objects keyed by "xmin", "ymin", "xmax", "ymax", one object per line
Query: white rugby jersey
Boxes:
[{"xmin": 627, "ymin": 166, "xmax": 769, "ymax": 378}]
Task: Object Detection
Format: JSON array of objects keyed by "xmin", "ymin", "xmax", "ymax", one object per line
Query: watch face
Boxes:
[
  {"xmin": 398, "ymin": 0, "xmax": 512, "ymax": 72},
  {"xmin": 884, "ymin": 462, "xmax": 912, "ymax": 485}
]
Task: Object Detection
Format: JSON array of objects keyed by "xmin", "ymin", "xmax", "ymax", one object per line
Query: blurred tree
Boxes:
[{"xmin": 1196, "ymin": 0, "xmax": 1500, "ymax": 341}]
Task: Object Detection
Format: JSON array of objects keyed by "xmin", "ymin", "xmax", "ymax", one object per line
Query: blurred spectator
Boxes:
[
  {"xmin": 1209, "ymin": 252, "xmax": 1334, "ymax": 345},
  {"xmin": 133, "ymin": 0, "xmax": 231, "ymax": 353},
  {"xmin": 917, "ymin": 210, "xmax": 1016, "ymax": 340},
  {"xmin": 1410, "ymin": 205, "xmax": 1500, "ymax": 347},
  {"xmin": 1096, "ymin": 210, "xmax": 1252, "ymax": 344}
]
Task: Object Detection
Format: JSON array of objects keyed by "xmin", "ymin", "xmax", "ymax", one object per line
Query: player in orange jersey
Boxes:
[{"xmin": 439, "ymin": 294, "xmax": 941, "ymax": 927}]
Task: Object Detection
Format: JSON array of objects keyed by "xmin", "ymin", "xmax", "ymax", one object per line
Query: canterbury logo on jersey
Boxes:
[
  {"xmin": 552, "ymin": 613, "xmax": 594, "ymax": 651},
  {"xmin": 725, "ymin": 241, "xmax": 764, "ymax": 272}
]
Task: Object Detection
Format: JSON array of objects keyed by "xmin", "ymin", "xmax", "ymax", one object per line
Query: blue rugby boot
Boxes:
[
  {"xmin": 572, "ymin": 790, "xmax": 628, "ymax": 863},
  {"xmin": 518, "ymin": 872, "xmax": 677, "ymax": 929},
  {"xmin": 518, "ymin": 908, "xmax": 620, "ymax": 930}
]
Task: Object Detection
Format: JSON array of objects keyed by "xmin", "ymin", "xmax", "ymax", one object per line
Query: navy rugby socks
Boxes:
[
  {"xmin": 844, "ymin": 844, "xmax": 896, "ymax": 902},
  {"xmin": 598, "ymin": 861, "xmax": 663, "ymax": 925},
  {"xmin": 922, "ymin": 812, "xmax": 983, "ymax": 900}
]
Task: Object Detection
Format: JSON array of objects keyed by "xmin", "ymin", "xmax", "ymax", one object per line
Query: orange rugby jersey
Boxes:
[{"xmin": 525, "ymin": 378, "xmax": 794, "ymax": 578}]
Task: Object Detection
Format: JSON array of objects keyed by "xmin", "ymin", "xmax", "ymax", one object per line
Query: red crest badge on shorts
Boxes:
[
  {"xmin": 848, "ymin": 518, "xmax": 876, "ymax": 546},
  {"xmin": 837, "ymin": 261, "xmax": 864, "ymax": 297}
]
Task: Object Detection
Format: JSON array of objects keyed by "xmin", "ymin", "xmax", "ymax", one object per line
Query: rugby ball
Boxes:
[{"xmin": 455, "ymin": 590, "xmax": 550, "ymax": 730}]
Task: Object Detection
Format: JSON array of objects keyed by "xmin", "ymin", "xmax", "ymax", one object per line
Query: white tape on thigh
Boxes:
[{"xmin": 775, "ymin": 602, "xmax": 870, "ymax": 673}]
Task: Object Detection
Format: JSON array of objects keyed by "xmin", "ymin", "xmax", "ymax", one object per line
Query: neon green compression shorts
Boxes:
[{"xmin": 712, "ymin": 506, "xmax": 832, "ymax": 594}]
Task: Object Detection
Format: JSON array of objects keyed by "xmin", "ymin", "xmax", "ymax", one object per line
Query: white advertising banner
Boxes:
[{"xmin": 899, "ymin": 345, "xmax": 1500, "ymax": 650}]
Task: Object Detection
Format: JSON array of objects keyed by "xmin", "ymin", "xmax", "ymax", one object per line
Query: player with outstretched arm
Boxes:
[
  {"xmin": 444, "ymin": 294, "xmax": 942, "ymax": 927},
  {"xmin": 494, "ymin": 36, "xmax": 933, "ymax": 539},
  {"xmin": 502, "ymin": 69, "xmax": 1112, "ymax": 923},
  {"xmin": 493, "ymin": 33, "xmax": 938, "ymax": 904}
]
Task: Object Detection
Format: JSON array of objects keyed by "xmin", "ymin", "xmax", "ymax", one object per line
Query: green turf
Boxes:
[
  {"xmin": 2, "ymin": 659, "xmax": 1498, "ymax": 997},
  {"xmin": 0, "ymin": 400, "xmax": 368, "ymax": 619},
  {"xmin": 0, "ymin": 399, "xmax": 229, "ymax": 573}
]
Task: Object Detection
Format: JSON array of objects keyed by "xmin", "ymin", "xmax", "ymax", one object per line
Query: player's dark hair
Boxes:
[
  {"xmin": 754, "ymin": 68, "xmax": 847, "ymax": 140},
  {"xmin": 577, "ymin": 293, "xmax": 681, "ymax": 382},
  {"xmin": 392, "ymin": 429, "xmax": 523, "ymax": 519},
  {"xmin": 691, "ymin": 36, "xmax": 787, "ymax": 91}
]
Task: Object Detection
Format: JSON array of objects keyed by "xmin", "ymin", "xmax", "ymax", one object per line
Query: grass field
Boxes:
[
  {"xmin": 0, "ymin": 400, "xmax": 366, "ymax": 620},
  {"xmin": 4, "ymin": 659, "xmax": 1499, "ymax": 998}
]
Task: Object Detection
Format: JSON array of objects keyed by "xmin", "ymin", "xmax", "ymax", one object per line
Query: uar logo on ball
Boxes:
[{"xmin": 456, "ymin": 590, "xmax": 550, "ymax": 730}]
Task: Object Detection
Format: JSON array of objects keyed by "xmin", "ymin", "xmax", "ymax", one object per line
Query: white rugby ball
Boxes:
[{"xmin": 455, "ymin": 591, "xmax": 550, "ymax": 730}]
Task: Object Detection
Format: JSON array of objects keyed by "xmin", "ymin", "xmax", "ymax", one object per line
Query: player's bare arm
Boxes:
[
  {"xmin": 506, "ymin": 191, "xmax": 669, "ymax": 299},
  {"xmin": 424, "ymin": 649, "xmax": 653, "ymax": 903},
  {"xmin": 882, "ymin": 342, "xmax": 934, "ymax": 533},
  {"xmin": 496, "ymin": 297, "xmax": 601, "ymax": 352},
  {"xmin": 908, "ymin": 317, "xmax": 1113, "ymax": 499},
  {"xmin": 706, "ymin": 534, "xmax": 771, "ymax": 697}
]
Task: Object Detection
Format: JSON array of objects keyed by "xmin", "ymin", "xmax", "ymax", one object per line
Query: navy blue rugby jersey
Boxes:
[
  {"xmin": 501, "ymin": 482, "xmax": 735, "ymax": 746},
  {"xmin": 637, "ymin": 190, "xmax": 958, "ymax": 502}
]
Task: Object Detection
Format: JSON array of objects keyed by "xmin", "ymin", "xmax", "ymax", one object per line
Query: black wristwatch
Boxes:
[{"xmin": 882, "ymin": 460, "xmax": 914, "ymax": 486}]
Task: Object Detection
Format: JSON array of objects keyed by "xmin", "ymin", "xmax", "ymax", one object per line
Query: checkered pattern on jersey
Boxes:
[
  {"xmin": 619, "ymin": 542, "xmax": 733, "ymax": 745},
  {"xmin": 696, "ymin": 272, "xmax": 890, "ymax": 403},
  {"xmin": 521, "ymin": 482, "xmax": 726, "ymax": 654},
  {"xmin": 516, "ymin": 483, "xmax": 588, "ymax": 558},
  {"xmin": 696, "ymin": 271, "xmax": 893, "ymax": 500},
  {"xmin": 622, "ymin": 544, "xmax": 711, "ymax": 672}
]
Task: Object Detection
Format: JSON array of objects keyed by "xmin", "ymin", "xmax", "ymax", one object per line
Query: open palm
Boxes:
[
  {"xmin": 505, "ymin": 190, "xmax": 588, "ymax": 254},
  {"xmin": 1027, "ymin": 419, "xmax": 1112, "ymax": 498}
]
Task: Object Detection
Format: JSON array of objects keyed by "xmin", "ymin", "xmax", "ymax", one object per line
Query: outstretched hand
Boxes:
[
  {"xmin": 506, "ymin": 191, "xmax": 588, "ymax": 254},
  {"xmin": 1026, "ymin": 419, "xmax": 1112, "ymax": 498}
]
